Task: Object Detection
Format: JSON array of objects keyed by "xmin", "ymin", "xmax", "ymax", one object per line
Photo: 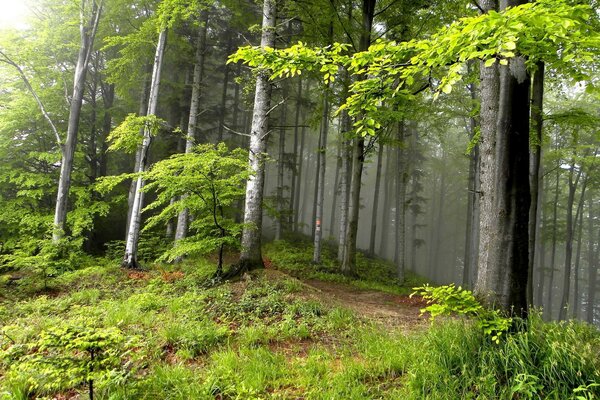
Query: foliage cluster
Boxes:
[{"xmin": 413, "ymin": 283, "xmax": 512, "ymax": 343}]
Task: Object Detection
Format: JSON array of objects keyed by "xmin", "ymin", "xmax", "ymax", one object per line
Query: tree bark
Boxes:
[
  {"xmin": 379, "ymin": 145, "xmax": 393, "ymax": 257},
  {"xmin": 122, "ymin": 28, "xmax": 167, "ymax": 269},
  {"xmin": 474, "ymin": 0, "xmax": 531, "ymax": 315},
  {"xmin": 546, "ymin": 165, "xmax": 560, "ymax": 318},
  {"xmin": 337, "ymin": 109, "xmax": 352, "ymax": 262},
  {"xmin": 52, "ymin": 0, "xmax": 102, "ymax": 242},
  {"xmin": 237, "ymin": 0, "xmax": 276, "ymax": 270}
]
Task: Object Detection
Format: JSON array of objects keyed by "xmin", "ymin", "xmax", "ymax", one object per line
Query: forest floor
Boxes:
[{"xmin": 1, "ymin": 239, "xmax": 599, "ymax": 399}]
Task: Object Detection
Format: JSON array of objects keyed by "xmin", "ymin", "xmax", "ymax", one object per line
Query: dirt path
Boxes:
[{"xmin": 302, "ymin": 278, "xmax": 430, "ymax": 332}]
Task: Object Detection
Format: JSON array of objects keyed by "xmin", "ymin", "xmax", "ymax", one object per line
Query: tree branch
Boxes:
[{"xmin": 0, "ymin": 50, "xmax": 63, "ymax": 149}]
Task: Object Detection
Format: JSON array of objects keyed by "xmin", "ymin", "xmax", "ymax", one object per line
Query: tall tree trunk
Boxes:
[
  {"xmin": 52, "ymin": 0, "xmax": 102, "ymax": 242},
  {"xmin": 237, "ymin": 0, "xmax": 276, "ymax": 270},
  {"xmin": 275, "ymin": 94, "xmax": 287, "ymax": 240},
  {"xmin": 217, "ymin": 32, "xmax": 233, "ymax": 142},
  {"xmin": 340, "ymin": 0, "xmax": 376, "ymax": 274},
  {"xmin": 294, "ymin": 96, "xmax": 307, "ymax": 231},
  {"xmin": 126, "ymin": 68, "xmax": 151, "ymax": 239},
  {"xmin": 587, "ymin": 197, "xmax": 597, "ymax": 323},
  {"xmin": 379, "ymin": 145, "xmax": 393, "ymax": 257},
  {"xmin": 408, "ymin": 131, "xmax": 421, "ymax": 270},
  {"xmin": 369, "ymin": 141, "xmax": 384, "ymax": 256},
  {"xmin": 289, "ymin": 78, "xmax": 302, "ymax": 228},
  {"xmin": 528, "ymin": 61, "xmax": 544, "ymax": 306},
  {"xmin": 337, "ymin": 109, "xmax": 352, "ymax": 262},
  {"xmin": 173, "ymin": 12, "xmax": 209, "ymax": 247},
  {"xmin": 573, "ymin": 201, "xmax": 585, "ymax": 318},
  {"xmin": 122, "ymin": 28, "xmax": 167, "ymax": 269},
  {"xmin": 475, "ymin": 0, "xmax": 531, "ymax": 314},
  {"xmin": 313, "ymin": 88, "xmax": 330, "ymax": 263},
  {"xmin": 559, "ymin": 164, "xmax": 585, "ymax": 320},
  {"xmin": 463, "ymin": 75, "xmax": 480, "ymax": 288},
  {"xmin": 546, "ymin": 165, "xmax": 560, "ymax": 318},
  {"xmin": 395, "ymin": 123, "xmax": 407, "ymax": 282},
  {"xmin": 535, "ymin": 177, "xmax": 549, "ymax": 307},
  {"xmin": 330, "ymin": 120, "xmax": 342, "ymax": 236},
  {"xmin": 99, "ymin": 82, "xmax": 114, "ymax": 178}
]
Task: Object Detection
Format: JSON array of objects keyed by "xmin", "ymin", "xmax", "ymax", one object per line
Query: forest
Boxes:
[{"xmin": 0, "ymin": 0, "xmax": 599, "ymax": 398}]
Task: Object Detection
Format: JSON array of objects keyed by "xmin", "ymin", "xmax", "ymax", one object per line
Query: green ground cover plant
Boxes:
[{"xmin": 0, "ymin": 241, "xmax": 598, "ymax": 399}]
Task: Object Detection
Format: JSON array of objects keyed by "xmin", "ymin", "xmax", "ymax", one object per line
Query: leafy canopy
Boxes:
[{"xmin": 230, "ymin": 0, "xmax": 599, "ymax": 136}]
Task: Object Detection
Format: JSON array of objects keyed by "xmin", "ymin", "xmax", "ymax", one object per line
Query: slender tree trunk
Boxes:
[
  {"xmin": 547, "ymin": 166, "xmax": 560, "ymax": 318},
  {"xmin": 275, "ymin": 95, "xmax": 287, "ymax": 240},
  {"xmin": 99, "ymin": 82, "xmax": 114, "ymax": 178},
  {"xmin": 587, "ymin": 197, "xmax": 597, "ymax": 323},
  {"xmin": 559, "ymin": 164, "xmax": 585, "ymax": 320},
  {"xmin": 379, "ymin": 145, "xmax": 393, "ymax": 257},
  {"xmin": 313, "ymin": 88, "xmax": 330, "ymax": 263},
  {"xmin": 217, "ymin": 31, "xmax": 233, "ymax": 142},
  {"xmin": 122, "ymin": 29, "xmax": 167, "ymax": 269},
  {"xmin": 475, "ymin": 0, "xmax": 531, "ymax": 314},
  {"xmin": 340, "ymin": 0, "xmax": 376, "ymax": 274},
  {"xmin": 237, "ymin": 0, "xmax": 276, "ymax": 270},
  {"xmin": 395, "ymin": 123, "xmax": 407, "ymax": 282},
  {"xmin": 126, "ymin": 69, "xmax": 151, "ymax": 239},
  {"xmin": 294, "ymin": 99, "xmax": 307, "ymax": 231},
  {"xmin": 432, "ymin": 151, "xmax": 447, "ymax": 276},
  {"xmin": 573, "ymin": 203, "xmax": 584, "ymax": 318},
  {"xmin": 408, "ymin": 131, "xmax": 421, "ymax": 270},
  {"xmin": 173, "ymin": 12, "xmax": 209, "ymax": 248},
  {"xmin": 337, "ymin": 109, "xmax": 351, "ymax": 262},
  {"xmin": 289, "ymin": 78, "xmax": 302, "ymax": 228},
  {"xmin": 369, "ymin": 141, "xmax": 384, "ymax": 256},
  {"xmin": 528, "ymin": 61, "xmax": 544, "ymax": 307},
  {"xmin": 330, "ymin": 120, "xmax": 342, "ymax": 236},
  {"xmin": 52, "ymin": 0, "xmax": 102, "ymax": 242}
]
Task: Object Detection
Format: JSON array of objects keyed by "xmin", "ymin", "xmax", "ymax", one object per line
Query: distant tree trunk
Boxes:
[
  {"xmin": 122, "ymin": 28, "xmax": 167, "ymax": 269},
  {"xmin": 340, "ymin": 0, "xmax": 376, "ymax": 274},
  {"xmin": 237, "ymin": 0, "xmax": 276, "ymax": 271},
  {"xmin": 431, "ymin": 154, "xmax": 446, "ymax": 276},
  {"xmin": 528, "ymin": 61, "xmax": 544, "ymax": 307},
  {"xmin": 275, "ymin": 95, "xmax": 287, "ymax": 240},
  {"xmin": 379, "ymin": 145, "xmax": 393, "ymax": 257},
  {"xmin": 313, "ymin": 88, "xmax": 330, "ymax": 263},
  {"xmin": 546, "ymin": 166, "xmax": 560, "ymax": 318},
  {"xmin": 289, "ymin": 78, "xmax": 302, "ymax": 228},
  {"xmin": 217, "ymin": 32, "xmax": 233, "ymax": 142},
  {"xmin": 559, "ymin": 164, "xmax": 586, "ymax": 320},
  {"xmin": 99, "ymin": 82, "xmax": 114, "ymax": 178},
  {"xmin": 232, "ymin": 62, "xmax": 242, "ymax": 131},
  {"xmin": 427, "ymin": 174, "xmax": 439, "ymax": 277},
  {"xmin": 369, "ymin": 141, "xmax": 384, "ymax": 256},
  {"xmin": 587, "ymin": 197, "xmax": 597, "ymax": 323},
  {"xmin": 53, "ymin": 0, "xmax": 102, "ymax": 243},
  {"xmin": 330, "ymin": 121, "xmax": 342, "ymax": 236},
  {"xmin": 337, "ymin": 109, "xmax": 352, "ymax": 262},
  {"xmin": 573, "ymin": 202, "xmax": 584, "ymax": 318},
  {"xmin": 395, "ymin": 123, "xmax": 407, "ymax": 282},
  {"xmin": 408, "ymin": 131, "xmax": 421, "ymax": 270},
  {"xmin": 474, "ymin": 0, "xmax": 531, "ymax": 314},
  {"xmin": 173, "ymin": 12, "xmax": 209, "ymax": 249},
  {"xmin": 294, "ymin": 102, "xmax": 307, "ymax": 232}
]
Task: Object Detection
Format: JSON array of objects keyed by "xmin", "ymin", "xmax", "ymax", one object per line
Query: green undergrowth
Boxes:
[
  {"xmin": 0, "ymin": 251, "xmax": 599, "ymax": 399},
  {"xmin": 263, "ymin": 239, "xmax": 427, "ymax": 295}
]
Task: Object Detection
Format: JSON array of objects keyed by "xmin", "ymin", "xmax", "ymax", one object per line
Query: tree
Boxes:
[{"xmin": 237, "ymin": 0, "xmax": 277, "ymax": 271}]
